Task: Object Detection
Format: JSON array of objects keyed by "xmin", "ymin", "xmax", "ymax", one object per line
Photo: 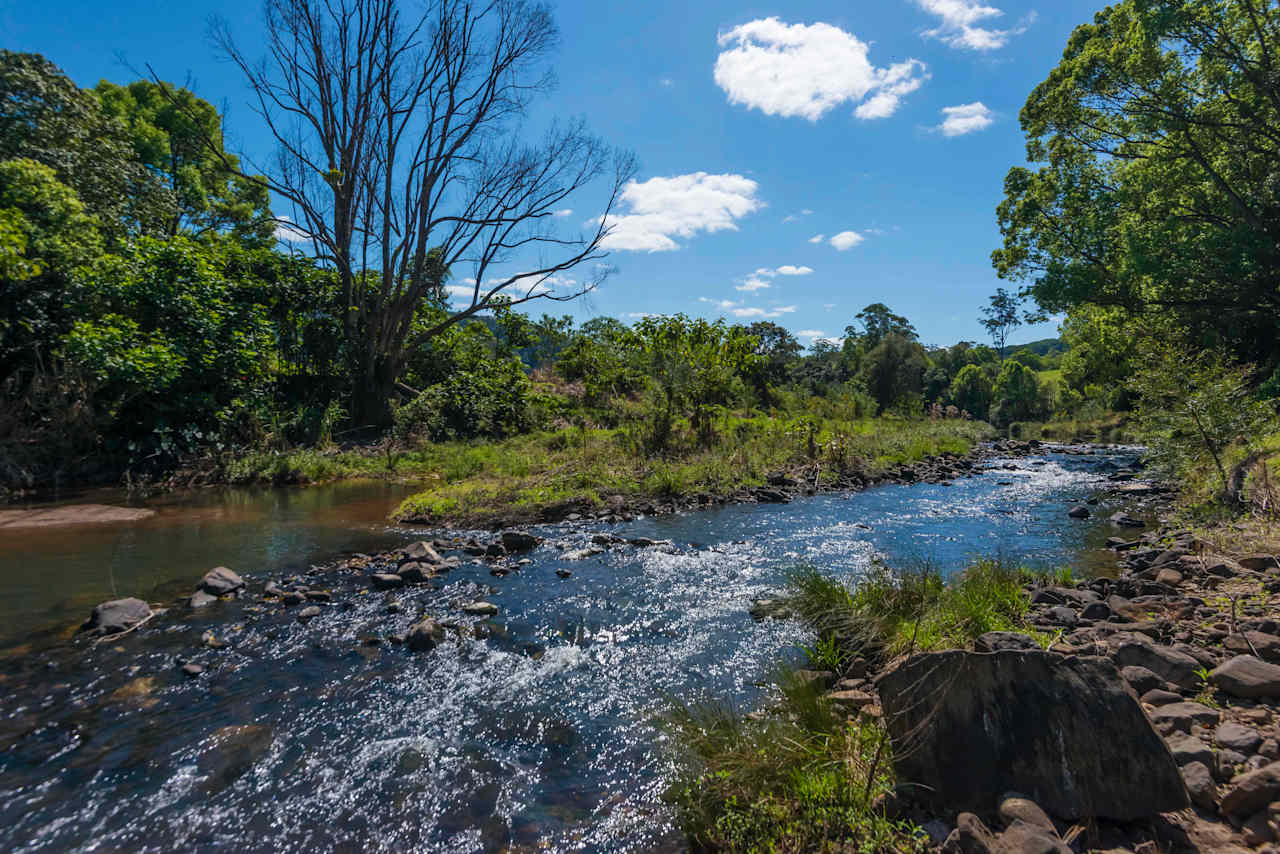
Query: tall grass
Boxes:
[
  {"xmin": 662, "ymin": 672, "xmax": 928, "ymax": 853},
  {"xmin": 785, "ymin": 559, "xmax": 1042, "ymax": 662}
]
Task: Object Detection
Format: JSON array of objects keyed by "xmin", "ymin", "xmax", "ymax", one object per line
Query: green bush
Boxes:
[{"xmin": 394, "ymin": 356, "xmax": 535, "ymax": 442}]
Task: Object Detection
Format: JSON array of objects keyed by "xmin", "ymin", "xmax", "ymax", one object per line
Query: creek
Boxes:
[{"xmin": 0, "ymin": 447, "xmax": 1149, "ymax": 852}]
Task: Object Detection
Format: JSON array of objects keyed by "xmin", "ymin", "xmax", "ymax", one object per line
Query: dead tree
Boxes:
[{"xmin": 210, "ymin": 0, "xmax": 634, "ymax": 425}]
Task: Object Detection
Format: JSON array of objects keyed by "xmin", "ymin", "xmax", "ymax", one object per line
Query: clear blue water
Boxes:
[{"xmin": 0, "ymin": 449, "xmax": 1150, "ymax": 852}]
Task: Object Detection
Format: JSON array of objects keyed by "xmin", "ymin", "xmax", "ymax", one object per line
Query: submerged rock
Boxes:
[
  {"xmin": 84, "ymin": 597, "xmax": 152, "ymax": 634},
  {"xmin": 876, "ymin": 650, "xmax": 1187, "ymax": 820}
]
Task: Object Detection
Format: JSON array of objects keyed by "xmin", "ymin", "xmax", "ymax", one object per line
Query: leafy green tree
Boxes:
[
  {"xmin": 632, "ymin": 315, "xmax": 757, "ymax": 449},
  {"xmin": 1132, "ymin": 342, "xmax": 1276, "ymax": 500},
  {"xmin": 0, "ymin": 158, "xmax": 102, "ymax": 390},
  {"xmin": 740, "ymin": 320, "xmax": 801, "ymax": 404},
  {"xmin": 1059, "ymin": 305, "xmax": 1139, "ymax": 407},
  {"xmin": 846, "ymin": 303, "xmax": 917, "ymax": 349},
  {"xmin": 95, "ymin": 79, "xmax": 273, "ymax": 246},
  {"xmin": 555, "ymin": 317, "xmax": 645, "ymax": 404},
  {"xmin": 991, "ymin": 361, "xmax": 1043, "ymax": 425},
  {"xmin": 950, "ymin": 364, "xmax": 994, "ymax": 420},
  {"xmin": 862, "ymin": 333, "xmax": 928, "ymax": 414},
  {"xmin": 0, "ymin": 51, "xmax": 168, "ymax": 237},
  {"xmin": 992, "ymin": 0, "xmax": 1280, "ymax": 367}
]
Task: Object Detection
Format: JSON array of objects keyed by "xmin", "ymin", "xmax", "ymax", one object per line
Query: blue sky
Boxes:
[{"xmin": 4, "ymin": 0, "xmax": 1110, "ymax": 348}]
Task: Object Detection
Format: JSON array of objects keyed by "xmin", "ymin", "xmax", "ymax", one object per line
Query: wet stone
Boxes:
[{"xmin": 297, "ymin": 606, "xmax": 322, "ymax": 621}]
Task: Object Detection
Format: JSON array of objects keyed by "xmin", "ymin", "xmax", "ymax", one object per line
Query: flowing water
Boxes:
[{"xmin": 0, "ymin": 448, "xmax": 1151, "ymax": 852}]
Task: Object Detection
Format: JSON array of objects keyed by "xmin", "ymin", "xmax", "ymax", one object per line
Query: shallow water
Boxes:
[{"xmin": 0, "ymin": 449, "xmax": 1152, "ymax": 852}]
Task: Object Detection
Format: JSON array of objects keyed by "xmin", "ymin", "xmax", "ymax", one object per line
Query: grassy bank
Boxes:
[
  {"xmin": 388, "ymin": 415, "xmax": 994, "ymax": 527},
  {"xmin": 662, "ymin": 560, "xmax": 1057, "ymax": 852}
]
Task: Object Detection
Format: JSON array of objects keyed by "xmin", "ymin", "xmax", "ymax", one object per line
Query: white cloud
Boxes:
[
  {"xmin": 808, "ymin": 234, "xmax": 825, "ymax": 244},
  {"xmin": 915, "ymin": 1, "xmax": 1032, "ymax": 51},
  {"xmin": 701, "ymin": 297, "xmax": 797, "ymax": 319},
  {"xmin": 797, "ymin": 329, "xmax": 825, "ymax": 340},
  {"xmin": 627, "ymin": 312, "xmax": 661, "ymax": 319},
  {"xmin": 736, "ymin": 276, "xmax": 771, "ymax": 292},
  {"xmin": 553, "ymin": 208, "xmax": 573, "ymax": 217},
  {"xmin": 938, "ymin": 102, "xmax": 995, "ymax": 136},
  {"xmin": 273, "ymin": 216, "xmax": 309, "ymax": 242},
  {"xmin": 714, "ymin": 18, "xmax": 928, "ymax": 121},
  {"xmin": 775, "ymin": 265, "xmax": 814, "ymax": 276},
  {"xmin": 600, "ymin": 172, "xmax": 763, "ymax": 252},
  {"xmin": 829, "ymin": 231, "xmax": 865, "ymax": 251},
  {"xmin": 801, "ymin": 209, "xmax": 814, "ymax": 215}
]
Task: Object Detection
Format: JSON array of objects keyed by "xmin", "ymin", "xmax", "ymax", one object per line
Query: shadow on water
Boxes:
[{"xmin": 0, "ymin": 449, "xmax": 1153, "ymax": 852}]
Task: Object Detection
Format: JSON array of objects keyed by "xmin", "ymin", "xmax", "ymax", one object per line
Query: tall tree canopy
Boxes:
[{"xmin": 992, "ymin": 0, "xmax": 1280, "ymax": 367}]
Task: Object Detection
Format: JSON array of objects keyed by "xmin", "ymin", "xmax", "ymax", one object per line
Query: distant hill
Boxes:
[{"xmin": 1001, "ymin": 337, "xmax": 1063, "ymax": 357}]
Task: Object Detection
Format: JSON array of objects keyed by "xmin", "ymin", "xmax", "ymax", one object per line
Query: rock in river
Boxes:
[
  {"xmin": 84, "ymin": 597, "xmax": 152, "ymax": 634},
  {"xmin": 199, "ymin": 566, "xmax": 245, "ymax": 596},
  {"xmin": 501, "ymin": 531, "xmax": 542, "ymax": 552},
  {"xmin": 407, "ymin": 617, "xmax": 445, "ymax": 651},
  {"xmin": 875, "ymin": 650, "xmax": 1187, "ymax": 820},
  {"xmin": 461, "ymin": 601, "xmax": 499, "ymax": 616}
]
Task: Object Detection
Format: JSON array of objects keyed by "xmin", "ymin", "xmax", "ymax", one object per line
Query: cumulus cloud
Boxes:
[
  {"xmin": 774, "ymin": 265, "xmax": 814, "ymax": 276},
  {"xmin": 600, "ymin": 172, "xmax": 763, "ymax": 252},
  {"xmin": 915, "ymin": 0, "xmax": 1032, "ymax": 51},
  {"xmin": 938, "ymin": 102, "xmax": 995, "ymax": 136},
  {"xmin": 714, "ymin": 18, "xmax": 928, "ymax": 121},
  {"xmin": 736, "ymin": 276, "xmax": 771, "ymax": 292},
  {"xmin": 829, "ymin": 231, "xmax": 865, "ymax": 251},
  {"xmin": 808, "ymin": 234, "xmax": 825, "ymax": 244}
]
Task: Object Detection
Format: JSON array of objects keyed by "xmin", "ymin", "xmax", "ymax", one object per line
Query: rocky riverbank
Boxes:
[
  {"xmin": 394, "ymin": 438, "xmax": 1101, "ymax": 529},
  {"xmin": 749, "ymin": 487, "xmax": 1280, "ymax": 851}
]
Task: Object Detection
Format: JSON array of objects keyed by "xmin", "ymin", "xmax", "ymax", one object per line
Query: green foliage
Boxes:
[
  {"xmin": 991, "ymin": 361, "xmax": 1044, "ymax": 426},
  {"xmin": 786, "ymin": 559, "xmax": 1038, "ymax": 660},
  {"xmin": 394, "ymin": 355, "xmax": 535, "ymax": 442},
  {"xmin": 1131, "ymin": 342, "xmax": 1277, "ymax": 502},
  {"xmin": 950, "ymin": 364, "xmax": 994, "ymax": 420},
  {"xmin": 661, "ymin": 680, "xmax": 925, "ymax": 854},
  {"xmin": 862, "ymin": 333, "xmax": 928, "ymax": 414},
  {"xmin": 631, "ymin": 314, "xmax": 758, "ymax": 451},
  {"xmin": 993, "ymin": 0, "xmax": 1280, "ymax": 369},
  {"xmin": 94, "ymin": 79, "xmax": 273, "ymax": 246},
  {"xmin": 0, "ymin": 51, "xmax": 168, "ymax": 238}
]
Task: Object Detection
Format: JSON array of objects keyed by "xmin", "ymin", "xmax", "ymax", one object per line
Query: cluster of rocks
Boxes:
[{"xmin": 757, "ymin": 497, "xmax": 1280, "ymax": 850}]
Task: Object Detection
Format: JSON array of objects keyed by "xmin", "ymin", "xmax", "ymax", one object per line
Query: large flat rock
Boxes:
[{"xmin": 876, "ymin": 650, "xmax": 1187, "ymax": 821}]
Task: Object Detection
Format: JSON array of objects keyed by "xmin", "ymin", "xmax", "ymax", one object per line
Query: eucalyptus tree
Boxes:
[{"xmin": 207, "ymin": 0, "xmax": 635, "ymax": 424}]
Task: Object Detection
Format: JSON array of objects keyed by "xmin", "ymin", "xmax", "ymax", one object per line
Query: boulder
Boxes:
[
  {"xmin": 1149, "ymin": 702, "xmax": 1220, "ymax": 734},
  {"xmin": 1221, "ymin": 761, "xmax": 1280, "ymax": 818},
  {"xmin": 1225, "ymin": 632, "xmax": 1280, "ymax": 663},
  {"xmin": 1218, "ymin": 722, "xmax": 1264, "ymax": 754},
  {"xmin": 1211, "ymin": 656, "xmax": 1280, "ymax": 699},
  {"xmin": 876, "ymin": 650, "xmax": 1186, "ymax": 820},
  {"xmin": 1120, "ymin": 665, "xmax": 1171, "ymax": 696},
  {"xmin": 199, "ymin": 566, "xmax": 245, "ymax": 596},
  {"xmin": 1165, "ymin": 733, "xmax": 1214, "ymax": 768},
  {"xmin": 85, "ymin": 597, "xmax": 152, "ymax": 634},
  {"xmin": 1182, "ymin": 761, "xmax": 1218, "ymax": 808},
  {"xmin": 1111, "ymin": 639, "xmax": 1201, "ymax": 691},
  {"xmin": 1155, "ymin": 569, "xmax": 1184, "ymax": 587},
  {"xmin": 297, "ymin": 605, "xmax": 321, "ymax": 621},
  {"xmin": 1081, "ymin": 601, "xmax": 1112, "ymax": 621},
  {"xmin": 943, "ymin": 812, "xmax": 998, "ymax": 854},
  {"xmin": 1110, "ymin": 512, "xmax": 1145, "ymax": 528},
  {"xmin": 397, "ymin": 562, "xmax": 434, "ymax": 584},
  {"xmin": 501, "ymin": 531, "xmax": 542, "ymax": 552},
  {"xmin": 1140, "ymin": 688, "xmax": 1183, "ymax": 707},
  {"xmin": 998, "ymin": 796, "xmax": 1056, "ymax": 833},
  {"xmin": 399, "ymin": 541, "xmax": 442, "ymax": 563},
  {"xmin": 1067, "ymin": 505, "xmax": 1091, "ymax": 519},
  {"xmin": 1239, "ymin": 554, "xmax": 1280, "ymax": 572},
  {"xmin": 461, "ymin": 601, "xmax": 499, "ymax": 616},
  {"xmin": 370, "ymin": 573, "xmax": 404, "ymax": 590},
  {"xmin": 997, "ymin": 821, "xmax": 1072, "ymax": 854},
  {"xmin": 406, "ymin": 617, "xmax": 445, "ymax": 651}
]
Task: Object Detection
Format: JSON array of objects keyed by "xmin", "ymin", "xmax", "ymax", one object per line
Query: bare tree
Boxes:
[{"xmin": 208, "ymin": 0, "xmax": 634, "ymax": 424}]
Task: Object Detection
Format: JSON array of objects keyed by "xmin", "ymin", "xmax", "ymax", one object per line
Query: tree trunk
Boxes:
[{"xmin": 352, "ymin": 356, "xmax": 399, "ymax": 429}]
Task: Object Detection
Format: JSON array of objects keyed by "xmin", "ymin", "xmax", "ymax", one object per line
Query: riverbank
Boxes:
[
  {"xmin": 684, "ymin": 489, "xmax": 1280, "ymax": 852},
  {"xmin": 390, "ymin": 416, "xmax": 997, "ymax": 528}
]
